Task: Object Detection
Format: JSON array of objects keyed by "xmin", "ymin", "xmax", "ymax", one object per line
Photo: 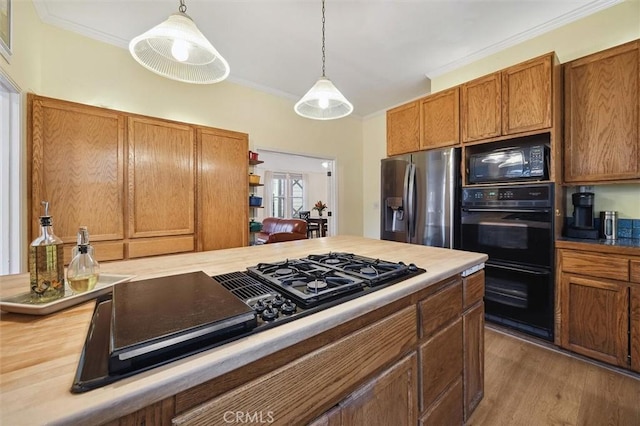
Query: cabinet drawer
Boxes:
[
  {"xmin": 63, "ymin": 241, "xmax": 124, "ymax": 264},
  {"xmin": 419, "ymin": 318, "xmax": 463, "ymax": 412},
  {"xmin": 631, "ymin": 261, "xmax": 640, "ymax": 284},
  {"xmin": 419, "ymin": 279, "xmax": 462, "ymax": 339},
  {"xmin": 463, "ymin": 270, "xmax": 484, "ymax": 309},
  {"xmin": 128, "ymin": 235, "xmax": 195, "ymax": 258},
  {"xmin": 172, "ymin": 306, "xmax": 417, "ymax": 425},
  {"xmin": 561, "ymin": 250, "xmax": 629, "ymax": 281}
]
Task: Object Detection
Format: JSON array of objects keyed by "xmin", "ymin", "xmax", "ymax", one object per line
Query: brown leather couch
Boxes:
[{"xmin": 255, "ymin": 217, "xmax": 307, "ymax": 244}]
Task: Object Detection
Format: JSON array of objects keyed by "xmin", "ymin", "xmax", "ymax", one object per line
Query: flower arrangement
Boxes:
[{"xmin": 312, "ymin": 200, "xmax": 327, "ymax": 216}]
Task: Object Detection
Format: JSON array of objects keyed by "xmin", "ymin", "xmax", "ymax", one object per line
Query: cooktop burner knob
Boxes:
[
  {"xmin": 271, "ymin": 295, "xmax": 285, "ymax": 308},
  {"xmin": 261, "ymin": 307, "xmax": 279, "ymax": 321},
  {"xmin": 280, "ymin": 299, "xmax": 297, "ymax": 315},
  {"xmin": 408, "ymin": 263, "xmax": 418, "ymax": 272},
  {"xmin": 252, "ymin": 299, "xmax": 267, "ymax": 313}
]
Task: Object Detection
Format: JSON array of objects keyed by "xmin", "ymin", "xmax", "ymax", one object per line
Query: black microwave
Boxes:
[{"xmin": 468, "ymin": 144, "xmax": 549, "ymax": 184}]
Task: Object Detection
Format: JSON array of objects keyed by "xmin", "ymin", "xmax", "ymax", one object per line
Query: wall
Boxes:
[
  {"xmin": 1, "ymin": 1, "xmax": 364, "ymax": 269},
  {"xmin": 362, "ymin": 0, "xmax": 640, "ymax": 238}
]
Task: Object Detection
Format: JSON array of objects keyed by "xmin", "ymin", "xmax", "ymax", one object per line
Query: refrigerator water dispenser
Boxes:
[{"xmin": 385, "ymin": 197, "xmax": 404, "ymax": 232}]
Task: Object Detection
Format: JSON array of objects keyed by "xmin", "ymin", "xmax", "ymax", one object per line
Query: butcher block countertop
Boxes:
[{"xmin": 0, "ymin": 236, "xmax": 487, "ymax": 426}]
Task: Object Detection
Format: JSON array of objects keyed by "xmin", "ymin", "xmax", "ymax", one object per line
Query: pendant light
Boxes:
[
  {"xmin": 129, "ymin": 0, "xmax": 230, "ymax": 84},
  {"xmin": 294, "ymin": 0, "xmax": 353, "ymax": 120}
]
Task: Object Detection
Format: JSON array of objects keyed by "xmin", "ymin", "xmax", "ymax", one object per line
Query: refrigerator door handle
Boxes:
[
  {"xmin": 403, "ymin": 163, "xmax": 411, "ymax": 239},
  {"xmin": 407, "ymin": 163, "xmax": 416, "ymax": 239}
]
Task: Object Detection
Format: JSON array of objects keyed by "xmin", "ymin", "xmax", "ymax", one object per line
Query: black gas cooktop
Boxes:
[{"xmin": 71, "ymin": 253, "xmax": 425, "ymax": 393}]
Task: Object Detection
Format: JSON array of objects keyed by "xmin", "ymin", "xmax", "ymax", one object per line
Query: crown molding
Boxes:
[{"xmin": 425, "ymin": 0, "xmax": 623, "ymax": 78}]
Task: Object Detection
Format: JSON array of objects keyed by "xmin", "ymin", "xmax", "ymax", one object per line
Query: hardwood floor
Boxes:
[{"xmin": 467, "ymin": 327, "xmax": 640, "ymax": 426}]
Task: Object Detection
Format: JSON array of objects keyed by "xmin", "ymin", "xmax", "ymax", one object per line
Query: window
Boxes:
[{"xmin": 271, "ymin": 172, "xmax": 304, "ymax": 218}]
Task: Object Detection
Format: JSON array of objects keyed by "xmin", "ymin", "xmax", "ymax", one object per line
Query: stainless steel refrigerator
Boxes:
[{"xmin": 380, "ymin": 147, "xmax": 460, "ymax": 248}]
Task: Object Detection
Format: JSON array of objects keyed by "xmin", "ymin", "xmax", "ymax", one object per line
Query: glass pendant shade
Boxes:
[
  {"xmin": 129, "ymin": 12, "xmax": 230, "ymax": 84},
  {"xmin": 294, "ymin": 77, "xmax": 353, "ymax": 120}
]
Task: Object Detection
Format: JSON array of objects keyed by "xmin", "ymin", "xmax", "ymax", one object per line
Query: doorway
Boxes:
[
  {"xmin": 254, "ymin": 150, "xmax": 337, "ymax": 236},
  {"xmin": 0, "ymin": 70, "xmax": 22, "ymax": 274}
]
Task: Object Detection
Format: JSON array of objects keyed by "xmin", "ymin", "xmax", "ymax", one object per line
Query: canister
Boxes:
[{"xmin": 599, "ymin": 211, "xmax": 618, "ymax": 240}]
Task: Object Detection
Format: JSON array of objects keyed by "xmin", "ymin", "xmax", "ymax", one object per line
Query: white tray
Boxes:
[{"xmin": 0, "ymin": 274, "xmax": 135, "ymax": 315}]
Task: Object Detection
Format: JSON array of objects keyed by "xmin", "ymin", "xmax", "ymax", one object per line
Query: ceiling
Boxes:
[{"xmin": 33, "ymin": 0, "xmax": 621, "ymax": 118}]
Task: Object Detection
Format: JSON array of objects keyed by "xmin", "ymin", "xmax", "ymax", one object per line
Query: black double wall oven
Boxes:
[{"xmin": 461, "ymin": 184, "xmax": 554, "ymax": 340}]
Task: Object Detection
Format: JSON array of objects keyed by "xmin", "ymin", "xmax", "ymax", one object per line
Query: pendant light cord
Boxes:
[
  {"xmin": 321, "ymin": 0, "xmax": 326, "ymax": 77},
  {"xmin": 179, "ymin": 0, "xmax": 187, "ymax": 13}
]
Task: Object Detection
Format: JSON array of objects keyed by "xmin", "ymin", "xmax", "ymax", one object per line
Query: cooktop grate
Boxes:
[{"xmin": 213, "ymin": 272, "xmax": 278, "ymax": 303}]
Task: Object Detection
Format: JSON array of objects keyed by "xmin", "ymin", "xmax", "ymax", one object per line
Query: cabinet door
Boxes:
[
  {"xmin": 340, "ymin": 353, "xmax": 418, "ymax": 426},
  {"xmin": 560, "ymin": 274, "xmax": 629, "ymax": 367},
  {"xmin": 419, "ymin": 318, "xmax": 463, "ymax": 412},
  {"xmin": 463, "ymin": 301, "xmax": 484, "ymax": 421},
  {"xmin": 387, "ymin": 101, "xmax": 420, "ymax": 156},
  {"xmin": 198, "ymin": 128, "xmax": 249, "ymax": 251},
  {"xmin": 128, "ymin": 117, "xmax": 195, "ymax": 239},
  {"xmin": 421, "ymin": 87, "xmax": 460, "ymax": 150},
  {"xmin": 502, "ymin": 54, "xmax": 552, "ymax": 135},
  {"xmin": 564, "ymin": 41, "xmax": 640, "ymax": 183},
  {"xmin": 631, "ymin": 283, "xmax": 640, "ymax": 373},
  {"xmin": 29, "ymin": 95, "xmax": 125, "ymax": 259},
  {"xmin": 419, "ymin": 378, "xmax": 463, "ymax": 426},
  {"xmin": 461, "ymin": 73, "xmax": 501, "ymax": 143}
]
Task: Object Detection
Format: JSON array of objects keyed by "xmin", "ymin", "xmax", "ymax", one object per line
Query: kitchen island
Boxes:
[{"xmin": 0, "ymin": 236, "xmax": 487, "ymax": 425}]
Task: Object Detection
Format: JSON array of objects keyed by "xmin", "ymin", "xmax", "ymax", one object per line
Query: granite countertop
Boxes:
[
  {"xmin": 556, "ymin": 237, "xmax": 640, "ymax": 256},
  {"xmin": 0, "ymin": 236, "xmax": 487, "ymax": 426}
]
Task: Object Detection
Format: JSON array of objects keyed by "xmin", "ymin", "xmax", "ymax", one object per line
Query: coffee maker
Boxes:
[{"xmin": 566, "ymin": 191, "xmax": 599, "ymax": 239}]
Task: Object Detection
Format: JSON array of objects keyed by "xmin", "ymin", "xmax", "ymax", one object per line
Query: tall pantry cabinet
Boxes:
[{"xmin": 28, "ymin": 94, "xmax": 249, "ymax": 262}]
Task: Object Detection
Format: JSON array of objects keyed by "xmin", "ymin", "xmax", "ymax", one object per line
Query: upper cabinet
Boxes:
[
  {"xmin": 502, "ymin": 55, "xmax": 552, "ymax": 135},
  {"xmin": 461, "ymin": 53, "xmax": 554, "ymax": 143},
  {"xmin": 563, "ymin": 40, "xmax": 640, "ymax": 184},
  {"xmin": 421, "ymin": 87, "xmax": 460, "ymax": 150},
  {"xmin": 387, "ymin": 53, "xmax": 558, "ymax": 155},
  {"xmin": 461, "ymin": 73, "xmax": 502, "ymax": 142},
  {"xmin": 387, "ymin": 101, "xmax": 420, "ymax": 156}
]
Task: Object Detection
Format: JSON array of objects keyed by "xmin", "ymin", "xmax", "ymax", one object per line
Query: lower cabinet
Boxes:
[
  {"xmin": 110, "ymin": 272, "xmax": 486, "ymax": 425},
  {"xmin": 339, "ymin": 353, "xmax": 418, "ymax": 425},
  {"xmin": 172, "ymin": 307, "xmax": 417, "ymax": 425},
  {"xmin": 560, "ymin": 274, "xmax": 629, "ymax": 367},
  {"xmin": 557, "ymin": 246, "xmax": 640, "ymax": 373},
  {"xmin": 463, "ymin": 301, "xmax": 484, "ymax": 420}
]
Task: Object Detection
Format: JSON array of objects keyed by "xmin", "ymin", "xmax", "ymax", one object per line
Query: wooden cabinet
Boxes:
[
  {"xmin": 419, "ymin": 318, "xmax": 463, "ymax": 412},
  {"xmin": 557, "ymin": 245, "xmax": 640, "ymax": 372},
  {"xmin": 172, "ymin": 307, "xmax": 417, "ymax": 425},
  {"xmin": 197, "ymin": 128, "xmax": 248, "ymax": 251},
  {"xmin": 501, "ymin": 54, "xmax": 552, "ymax": 135},
  {"xmin": 387, "ymin": 100, "xmax": 420, "ymax": 156},
  {"xmin": 461, "ymin": 72, "xmax": 502, "ymax": 143},
  {"xmin": 127, "ymin": 116, "xmax": 196, "ymax": 258},
  {"xmin": 28, "ymin": 94, "xmax": 248, "ymax": 262},
  {"xmin": 462, "ymin": 271, "xmax": 484, "ymax": 421},
  {"xmin": 563, "ymin": 40, "xmax": 640, "ymax": 183},
  {"xmin": 461, "ymin": 53, "xmax": 555, "ymax": 143},
  {"xmin": 339, "ymin": 353, "xmax": 418, "ymax": 426},
  {"xmin": 420, "ymin": 87, "xmax": 460, "ymax": 150},
  {"xmin": 560, "ymin": 273, "xmax": 629, "ymax": 367},
  {"xmin": 29, "ymin": 95, "xmax": 126, "ymax": 263}
]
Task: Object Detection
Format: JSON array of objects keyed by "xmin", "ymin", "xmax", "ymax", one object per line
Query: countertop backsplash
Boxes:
[{"xmin": 562, "ymin": 216, "xmax": 640, "ymax": 247}]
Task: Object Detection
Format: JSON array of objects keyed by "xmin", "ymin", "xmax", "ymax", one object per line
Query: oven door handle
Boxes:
[
  {"xmin": 486, "ymin": 261, "xmax": 550, "ymax": 275},
  {"xmin": 462, "ymin": 208, "xmax": 550, "ymax": 213}
]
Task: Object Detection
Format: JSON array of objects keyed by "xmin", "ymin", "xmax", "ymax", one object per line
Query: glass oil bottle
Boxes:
[
  {"xmin": 67, "ymin": 226, "xmax": 100, "ymax": 293},
  {"xmin": 29, "ymin": 201, "xmax": 65, "ymax": 302}
]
